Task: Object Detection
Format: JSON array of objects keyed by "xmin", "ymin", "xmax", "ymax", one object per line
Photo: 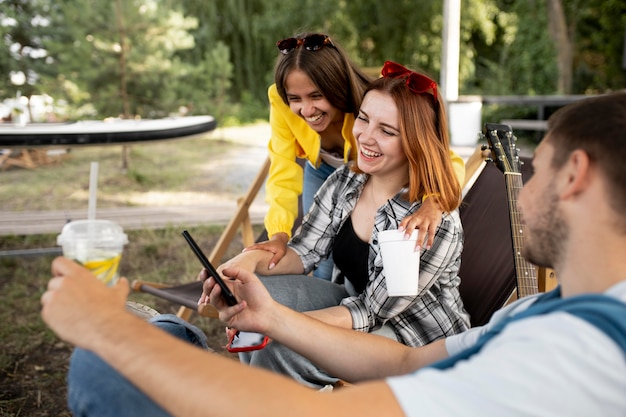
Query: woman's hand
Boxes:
[
  {"xmin": 242, "ymin": 232, "xmax": 289, "ymax": 270},
  {"xmin": 398, "ymin": 196, "xmax": 443, "ymax": 251}
]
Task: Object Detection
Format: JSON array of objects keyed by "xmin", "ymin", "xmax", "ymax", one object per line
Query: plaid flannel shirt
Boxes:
[{"xmin": 289, "ymin": 165, "xmax": 470, "ymax": 346}]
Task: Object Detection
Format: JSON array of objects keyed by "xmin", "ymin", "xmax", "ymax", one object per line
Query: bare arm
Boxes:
[
  {"xmin": 304, "ymin": 305, "xmax": 354, "ymax": 329},
  {"xmin": 216, "ymin": 247, "xmax": 305, "ymax": 277},
  {"xmin": 206, "ymin": 265, "xmax": 450, "ymax": 382},
  {"xmin": 243, "ymin": 232, "xmax": 290, "ymax": 270},
  {"xmin": 271, "ymin": 302, "xmax": 448, "ymax": 381},
  {"xmin": 41, "ymin": 258, "xmax": 405, "ymax": 417}
]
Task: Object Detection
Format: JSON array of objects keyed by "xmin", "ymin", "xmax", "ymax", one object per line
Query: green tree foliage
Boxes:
[
  {"xmin": 465, "ymin": 0, "xmax": 558, "ymax": 95},
  {"xmin": 338, "ymin": 0, "xmax": 443, "ymax": 72},
  {"xmin": 1, "ymin": 0, "xmax": 623, "ymax": 122},
  {"xmin": 0, "ymin": 0, "xmax": 53, "ymax": 107},
  {"xmin": 567, "ymin": 0, "xmax": 626, "ymax": 92},
  {"xmin": 178, "ymin": 0, "xmax": 341, "ymax": 103},
  {"xmin": 39, "ymin": 0, "xmax": 207, "ymax": 118},
  {"xmin": 504, "ymin": 0, "xmax": 559, "ymax": 94}
]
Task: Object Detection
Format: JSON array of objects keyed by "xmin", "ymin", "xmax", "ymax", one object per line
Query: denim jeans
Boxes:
[
  {"xmin": 303, "ymin": 161, "xmax": 340, "ymax": 281},
  {"xmin": 236, "ymin": 274, "xmax": 401, "ymax": 389},
  {"xmin": 67, "ymin": 315, "xmax": 208, "ymax": 417}
]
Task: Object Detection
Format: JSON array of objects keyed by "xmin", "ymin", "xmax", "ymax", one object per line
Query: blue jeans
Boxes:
[
  {"xmin": 67, "ymin": 315, "xmax": 208, "ymax": 417},
  {"xmin": 303, "ymin": 161, "xmax": 339, "ymax": 281}
]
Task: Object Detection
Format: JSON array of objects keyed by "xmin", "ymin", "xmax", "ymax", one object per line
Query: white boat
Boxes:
[{"xmin": 0, "ymin": 115, "xmax": 217, "ymax": 148}]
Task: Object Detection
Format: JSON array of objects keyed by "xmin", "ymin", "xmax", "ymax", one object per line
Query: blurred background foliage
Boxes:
[{"xmin": 0, "ymin": 0, "xmax": 624, "ymax": 124}]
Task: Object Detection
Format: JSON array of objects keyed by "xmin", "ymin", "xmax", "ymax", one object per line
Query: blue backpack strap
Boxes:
[
  {"xmin": 563, "ymin": 298, "xmax": 626, "ymax": 354},
  {"xmin": 430, "ymin": 288, "xmax": 626, "ymax": 370}
]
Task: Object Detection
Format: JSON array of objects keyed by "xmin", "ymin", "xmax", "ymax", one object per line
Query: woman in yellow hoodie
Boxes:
[{"xmin": 248, "ymin": 33, "xmax": 465, "ymax": 280}]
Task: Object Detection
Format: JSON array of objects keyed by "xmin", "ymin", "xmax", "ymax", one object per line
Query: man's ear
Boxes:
[{"xmin": 559, "ymin": 150, "xmax": 591, "ymax": 200}]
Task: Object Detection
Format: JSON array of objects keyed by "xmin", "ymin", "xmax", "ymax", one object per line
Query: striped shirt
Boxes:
[{"xmin": 289, "ymin": 165, "xmax": 470, "ymax": 346}]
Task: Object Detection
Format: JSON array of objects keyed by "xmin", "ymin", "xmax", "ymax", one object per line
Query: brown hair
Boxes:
[
  {"xmin": 353, "ymin": 75, "xmax": 461, "ymax": 212},
  {"xmin": 545, "ymin": 91, "xmax": 626, "ymax": 217},
  {"xmin": 274, "ymin": 32, "xmax": 372, "ymax": 116}
]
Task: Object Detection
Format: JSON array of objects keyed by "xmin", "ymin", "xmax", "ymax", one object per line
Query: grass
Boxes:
[
  {"xmin": 0, "ymin": 134, "xmax": 251, "ymax": 212},
  {"xmin": 0, "ymin": 128, "xmax": 267, "ymax": 416}
]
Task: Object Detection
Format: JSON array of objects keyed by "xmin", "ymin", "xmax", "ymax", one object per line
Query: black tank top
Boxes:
[{"xmin": 332, "ymin": 216, "xmax": 369, "ymax": 293}]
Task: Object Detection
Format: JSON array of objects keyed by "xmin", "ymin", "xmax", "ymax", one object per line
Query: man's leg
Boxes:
[{"xmin": 67, "ymin": 314, "xmax": 208, "ymax": 417}]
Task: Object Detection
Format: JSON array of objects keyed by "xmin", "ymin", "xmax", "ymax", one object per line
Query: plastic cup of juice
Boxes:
[{"xmin": 57, "ymin": 220, "xmax": 128, "ymax": 286}]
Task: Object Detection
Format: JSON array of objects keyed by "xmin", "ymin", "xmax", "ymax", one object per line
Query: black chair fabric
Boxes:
[
  {"xmin": 458, "ymin": 157, "xmax": 533, "ymax": 327},
  {"xmin": 137, "ymin": 281, "xmax": 204, "ymax": 311}
]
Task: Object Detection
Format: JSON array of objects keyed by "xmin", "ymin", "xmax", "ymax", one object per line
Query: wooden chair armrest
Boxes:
[
  {"xmin": 198, "ymin": 303, "xmax": 219, "ymax": 319},
  {"xmin": 131, "ymin": 280, "xmax": 172, "ymax": 291}
]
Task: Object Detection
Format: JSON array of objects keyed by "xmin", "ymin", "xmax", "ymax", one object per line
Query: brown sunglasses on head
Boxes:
[{"xmin": 276, "ymin": 34, "xmax": 335, "ymax": 55}]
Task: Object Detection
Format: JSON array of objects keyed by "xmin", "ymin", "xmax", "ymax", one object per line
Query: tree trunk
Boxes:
[{"xmin": 546, "ymin": 0, "xmax": 573, "ymax": 93}]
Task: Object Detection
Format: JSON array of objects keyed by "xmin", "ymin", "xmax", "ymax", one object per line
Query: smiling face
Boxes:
[
  {"xmin": 284, "ymin": 69, "xmax": 343, "ymax": 134},
  {"xmin": 352, "ymin": 90, "xmax": 409, "ymax": 179}
]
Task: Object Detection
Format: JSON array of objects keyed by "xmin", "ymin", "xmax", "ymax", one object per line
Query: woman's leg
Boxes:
[
  {"xmin": 247, "ymin": 324, "xmax": 398, "ymax": 389},
  {"xmin": 67, "ymin": 315, "xmax": 208, "ymax": 417},
  {"xmin": 239, "ymin": 275, "xmax": 350, "ymax": 388},
  {"xmin": 302, "ymin": 161, "xmax": 339, "ymax": 281},
  {"xmin": 254, "ymin": 274, "xmax": 349, "ymax": 311},
  {"xmin": 302, "ymin": 161, "xmax": 337, "ymax": 215}
]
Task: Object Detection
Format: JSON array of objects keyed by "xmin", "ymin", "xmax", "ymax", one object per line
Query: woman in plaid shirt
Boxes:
[{"xmin": 202, "ymin": 61, "xmax": 470, "ymax": 388}]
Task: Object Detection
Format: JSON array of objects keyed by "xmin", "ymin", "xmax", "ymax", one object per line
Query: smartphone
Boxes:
[
  {"xmin": 182, "ymin": 230, "xmax": 237, "ymax": 306},
  {"xmin": 181, "ymin": 230, "xmax": 268, "ymax": 353}
]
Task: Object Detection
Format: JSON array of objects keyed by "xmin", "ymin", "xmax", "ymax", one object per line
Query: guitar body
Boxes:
[{"xmin": 483, "ymin": 124, "xmax": 539, "ymax": 299}]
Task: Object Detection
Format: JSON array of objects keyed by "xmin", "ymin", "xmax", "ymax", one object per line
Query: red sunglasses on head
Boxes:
[
  {"xmin": 381, "ymin": 61, "xmax": 438, "ymax": 104},
  {"xmin": 276, "ymin": 34, "xmax": 335, "ymax": 55}
]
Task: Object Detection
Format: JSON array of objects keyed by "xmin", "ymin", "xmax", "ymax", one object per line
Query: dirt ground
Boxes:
[{"xmin": 0, "ymin": 226, "xmax": 249, "ymax": 416}]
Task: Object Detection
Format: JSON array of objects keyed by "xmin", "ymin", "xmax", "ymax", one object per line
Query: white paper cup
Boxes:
[
  {"xmin": 57, "ymin": 220, "xmax": 128, "ymax": 286},
  {"xmin": 378, "ymin": 229, "xmax": 420, "ymax": 296}
]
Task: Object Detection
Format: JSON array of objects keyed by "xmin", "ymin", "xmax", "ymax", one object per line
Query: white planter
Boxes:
[{"xmin": 448, "ymin": 97, "xmax": 483, "ymax": 146}]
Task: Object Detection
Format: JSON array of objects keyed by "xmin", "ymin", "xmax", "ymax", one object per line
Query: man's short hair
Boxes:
[{"xmin": 546, "ymin": 92, "xmax": 626, "ymax": 219}]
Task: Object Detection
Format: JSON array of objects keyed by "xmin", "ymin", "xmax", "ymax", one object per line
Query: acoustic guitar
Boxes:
[{"xmin": 482, "ymin": 123, "xmax": 538, "ymax": 299}]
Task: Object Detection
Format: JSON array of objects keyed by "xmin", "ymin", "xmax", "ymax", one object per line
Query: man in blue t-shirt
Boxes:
[{"xmin": 42, "ymin": 92, "xmax": 626, "ymax": 417}]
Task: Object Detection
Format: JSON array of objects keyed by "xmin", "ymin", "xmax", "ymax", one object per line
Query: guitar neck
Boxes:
[{"xmin": 505, "ymin": 173, "xmax": 538, "ymax": 298}]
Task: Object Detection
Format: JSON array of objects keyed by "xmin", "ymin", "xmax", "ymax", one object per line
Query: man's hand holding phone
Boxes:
[
  {"xmin": 182, "ymin": 230, "xmax": 270, "ymax": 353},
  {"xmin": 201, "ymin": 264, "xmax": 276, "ymax": 333}
]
